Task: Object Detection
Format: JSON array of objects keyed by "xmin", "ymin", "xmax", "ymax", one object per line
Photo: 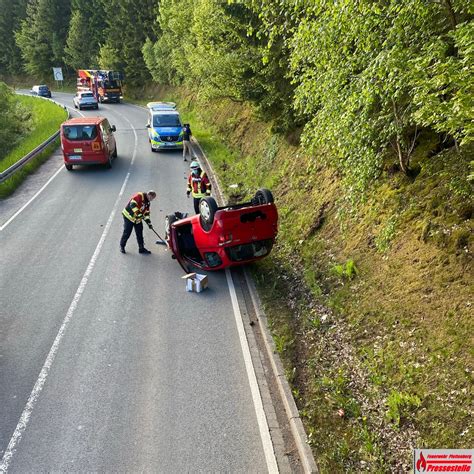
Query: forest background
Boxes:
[{"xmin": 0, "ymin": 0, "xmax": 472, "ymax": 471}]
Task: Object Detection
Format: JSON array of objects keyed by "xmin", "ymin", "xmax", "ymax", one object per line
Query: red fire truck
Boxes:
[{"xmin": 77, "ymin": 70, "xmax": 123, "ymax": 103}]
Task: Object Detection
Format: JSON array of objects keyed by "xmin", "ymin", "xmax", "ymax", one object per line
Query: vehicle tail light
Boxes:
[{"xmin": 218, "ymin": 233, "xmax": 233, "ymax": 246}]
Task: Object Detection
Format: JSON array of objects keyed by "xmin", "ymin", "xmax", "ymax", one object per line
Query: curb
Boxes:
[{"xmin": 244, "ymin": 269, "xmax": 319, "ymax": 474}]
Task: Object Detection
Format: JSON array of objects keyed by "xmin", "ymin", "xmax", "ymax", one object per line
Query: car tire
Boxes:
[
  {"xmin": 106, "ymin": 155, "xmax": 112, "ymax": 169},
  {"xmin": 254, "ymin": 188, "xmax": 274, "ymax": 205},
  {"xmin": 79, "ymin": 105, "xmax": 82, "ymax": 110},
  {"xmin": 113, "ymin": 146, "xmax": 117, "ymax": 158},
  {"xmin": 65, "ymin": 164, "xmax": 73, "ymax": 171},
  {"xmin": 165, "ymin": 214, "xmax": 178, "ymax": 241},
  {"xmin": 199, "ymin": 196, "xmax": 218, "ymax": 231}
]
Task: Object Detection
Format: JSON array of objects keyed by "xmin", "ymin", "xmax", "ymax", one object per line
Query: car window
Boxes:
[
  {"xmin": 99, "ymin": 122, "xmax": 108, "ymax": 137},
  {"xmin": 225, "ymin": 239, "xmax": 273, "ymax": 262},
  {"xmin": 81, "ymin": 92, "xmax": 93, "ymax": 98},
  {"xmin": 63, "ymin": 125, "xmax": 98, "ymax": 141},
  {"xmin": 153, "ymin": 114, "xmax": 181, "ymax": 127}
]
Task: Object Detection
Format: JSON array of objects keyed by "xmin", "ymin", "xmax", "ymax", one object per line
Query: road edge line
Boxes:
[
  {"xmin": 226, "ymin": 268, "xmax": 279, "ymax": 474},
  {"xmin": 244, "ymin": 269, "xmax": 319, "ymax": 474}
]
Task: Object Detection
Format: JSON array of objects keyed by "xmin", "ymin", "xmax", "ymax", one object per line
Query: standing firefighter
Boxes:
[
  {"xmin": 187, "ymin": 161, "xmax": 211, "ymax": 214},
  {"xmin": 182, "ymin": 123, "xmax": 192, "ymax": 161},
  {"xmin": 120, "ymin": 190, "xmax": 156, "ymax": 254}
]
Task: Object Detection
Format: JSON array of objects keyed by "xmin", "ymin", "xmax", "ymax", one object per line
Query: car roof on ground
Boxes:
[{"xmin": 62, "ymin": 117, "xmax": 105, "ymax": 126}]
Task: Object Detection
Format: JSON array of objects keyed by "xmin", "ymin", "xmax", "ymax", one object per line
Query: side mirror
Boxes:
[
  {"xmin": 146, "ymin": 124, "xmax": 150, "ymax": 128},
  {"xmin": 111, "ymin": 125, "xmax": 116, "ymax": 132}
]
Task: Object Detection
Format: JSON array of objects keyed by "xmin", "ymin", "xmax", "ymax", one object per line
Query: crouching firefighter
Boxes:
[
  {"xmin": 120, "ymin": 190, "xmax": 156, "ymax": 254},
  {"xmin": 187, "ymin": 161, "xmax": 211, "ymax": 214}
]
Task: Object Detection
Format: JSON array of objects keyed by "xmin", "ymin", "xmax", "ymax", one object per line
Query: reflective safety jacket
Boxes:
[
  {"xmin": 187, "ymin": 171, "xmax": 211, "ymax": 199},
  {"xmin": 122, "ymin": 192, "xmax": 152, "ymax": 224}
]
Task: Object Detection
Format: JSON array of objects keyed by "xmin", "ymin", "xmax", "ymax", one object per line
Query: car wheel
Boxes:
[
  {"xmin": 79, "ymin": 105, "xmax": 82, "ymax": 110},
  {"xmin": 95, "ymin": 104, "xmax": 99, "ymax": 109},
  {"xmin": 253, "ymin": 188, "xmax": 274, "ymax": 205},
  {"xmin": 199, "ymin": 197, "xmax": 218, "ymax": 231},
  {"xmin": 165, "ymin": 214, "xmax": 178, "ymax": 241},
  {"xmin": 65, "ymin": 164, "xmax": 73, "ymax": 171},
  {"xmin": 106, "ymin": 155, "xmax": 112, "ymax": 169},
  {"xmin": 112, "ymin": 146, "xmax": 117, "ymax": 158}
]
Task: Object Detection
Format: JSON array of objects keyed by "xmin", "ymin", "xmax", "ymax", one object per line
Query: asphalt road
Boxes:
[{"xmin": 0, "ymin": 93, "xmax": 278, "ymax": 472}]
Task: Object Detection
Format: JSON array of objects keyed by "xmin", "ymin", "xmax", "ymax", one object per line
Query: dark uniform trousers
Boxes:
[{"xmin": 120, "ymin": 217, "xmax": 144, "ymax": 249}]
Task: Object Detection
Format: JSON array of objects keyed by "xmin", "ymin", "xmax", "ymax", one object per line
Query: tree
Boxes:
[
  {"xmin": 0, "ymin": 0, "xmax": 27, "ymax": 76},
  {"xmin": 143, "ymin": 0, "xmax": 192, "ymax": 86},
  {"xmin": 64, "ymin": 11, "xmax": 95, "ymax": 70},
  {"xmin": 0, "ymin": 82, "xmax": 31, "ymax": 159},
  {"xmin": 99, "ymin": 0, "xmax": 159, "ymax": 86},
  {"xmin": 16, "ymin": 0, "xmax": 71, "ymax": 78},
  {"xmin": 64, "ymin": 0, "xmax": 107, "ymax": 70}
]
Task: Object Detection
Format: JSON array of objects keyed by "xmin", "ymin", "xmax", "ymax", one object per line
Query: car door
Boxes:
[{"xmin": 101, "ymin": 120, "xmax": 115, "ymax": 157}]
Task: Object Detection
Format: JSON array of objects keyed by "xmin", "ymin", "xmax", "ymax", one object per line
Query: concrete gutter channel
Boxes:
[{"xmin": 192, "ymin": 138, "xmax": 319, "ymax": 473}]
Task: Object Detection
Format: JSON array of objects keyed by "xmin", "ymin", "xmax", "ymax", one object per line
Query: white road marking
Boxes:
[
  {"xmin": 225, "ymin": 268, "xmax": 279, "ymax": 474},
  {"xmin": 0, "ymin": 107, "xmax": 85, "ymax": 231},
  {"xmin": 0, "ymin": 118, "xmax": 138, "ymax": 474},
  {"xmin": 0, "ymin": 166, "xmax": 63, "ymax": 231}
]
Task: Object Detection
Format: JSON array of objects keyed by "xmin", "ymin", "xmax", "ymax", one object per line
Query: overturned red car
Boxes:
[{"xmin": 165, "ymin": 189, "xmax": 278, "ymax": 271}]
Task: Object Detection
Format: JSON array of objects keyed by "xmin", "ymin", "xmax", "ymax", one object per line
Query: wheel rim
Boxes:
[{"xmin": 200, "ymin": 201, "xmax": 211, "ymax": 221}]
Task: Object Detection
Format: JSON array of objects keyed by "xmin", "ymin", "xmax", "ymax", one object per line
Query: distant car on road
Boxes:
[
  {"xmin": 165, "ymin": 189, "xmax": 278, "ymax": 272},
  {"xmin": 73, "ymin": 91, "xmax": 99, "ymax": 110},
  {"xmin": 31, "ymin": 85, "xmax": 51, "ymax": 98}
]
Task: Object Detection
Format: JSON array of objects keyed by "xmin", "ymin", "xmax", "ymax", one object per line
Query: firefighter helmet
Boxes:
[{"xmin": 190, "ymin": 160, "xmax": 200, "ymax": 170}]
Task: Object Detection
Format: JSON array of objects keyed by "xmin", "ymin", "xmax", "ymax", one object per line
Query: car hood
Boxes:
[{"xmin": 152, "ymin": 126, "xmax": 182, "ymax": 135}]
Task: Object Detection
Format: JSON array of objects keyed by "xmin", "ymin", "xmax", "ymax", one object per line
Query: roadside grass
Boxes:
[
  {"xmin": 0, "ymin": 138, "xmax": 61, "ymax": 198},
  {"xmin": 0, "ymin": 95, "xmax": 67, "ymax": 198},
  {"xmin": 126, "ymin": 84, "xmax": 474, "ymax": 471}
]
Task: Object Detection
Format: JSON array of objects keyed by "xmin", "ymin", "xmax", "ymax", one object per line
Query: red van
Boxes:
[{"xmin": 60, "ymin": 117, "xmax": 117, "ymax": 170}]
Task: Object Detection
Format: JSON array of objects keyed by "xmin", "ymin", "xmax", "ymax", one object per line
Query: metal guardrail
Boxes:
[
  {"xmin": 0, "ymin": 94, "xmax": 70, "ymax": 184},
  {"xmin": 0, "ymin": 131, "xmax": 60, "ymax": 184}
]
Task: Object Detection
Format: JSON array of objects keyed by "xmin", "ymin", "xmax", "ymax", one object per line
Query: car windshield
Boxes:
[
  {"xmin": 63, "ymin": 125, "xmax": 97, "ymax": 141},
  {"xmin": 153, "ymin": 114, "xmax": 181, "ymax": 127},
  {"xmin": 39, "ymin": 86, "xmax": 48, "ymax": 91},
  {"xmin": 102, "ymin": 80, "xmax": 119, "ymax": 88},
  {"xmin": 81, "ymin": 93, "xmax": 93, "ymax": 98},
  {"xmin": 225, "ymin": 239, "xmax": 273, "ymax": 262}
]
